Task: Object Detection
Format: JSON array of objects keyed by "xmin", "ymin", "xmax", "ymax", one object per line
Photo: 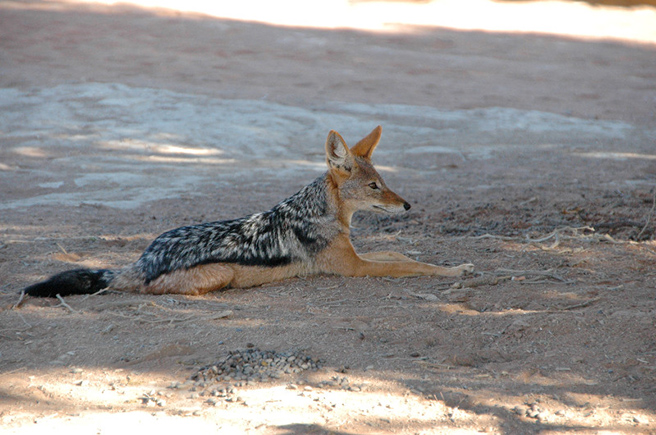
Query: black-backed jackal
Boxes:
[{"xmin": 24, "ymin": 126, "xmax": 474, "ymax": 297}]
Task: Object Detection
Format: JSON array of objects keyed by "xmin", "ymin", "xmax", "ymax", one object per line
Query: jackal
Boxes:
[{"xmin": 24, "ymin": 126, "xmax": 473, "ymax": 297}]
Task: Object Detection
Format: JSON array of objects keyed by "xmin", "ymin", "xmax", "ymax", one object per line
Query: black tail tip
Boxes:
[
  {"xmin": 23, "ymin": 268, "xmax": 112, "ymax": 298},
  {"xmin": 23, "ymin": 281, "xmax": 59, "ymax": 298}
]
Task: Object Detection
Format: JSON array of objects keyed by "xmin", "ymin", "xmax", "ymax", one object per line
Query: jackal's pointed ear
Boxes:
[
  {"xmin": 351, "ymin": 125, "xmax": 382, "ymax": 159},
  {"xmin": 326, "ymin": 130, "xmax": 353, "ymax": 174}
]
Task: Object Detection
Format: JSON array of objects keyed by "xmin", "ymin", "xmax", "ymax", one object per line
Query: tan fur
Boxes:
[
  {"xmin": 142, "ymin": 264, "xmax": 234, "ymax": 295},
  {"xmin": 137, "ymin": 262, "xmax": 320, "ymax": 295}
]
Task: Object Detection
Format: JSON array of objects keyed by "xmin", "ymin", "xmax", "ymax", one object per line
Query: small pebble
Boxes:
[
  {"xmin": 527, "ymin": 409, "xmax": 540, "ymax": 419},
  {"xmin": 513, "ymin": 406, "xmax": 526, "ymax": 416}
]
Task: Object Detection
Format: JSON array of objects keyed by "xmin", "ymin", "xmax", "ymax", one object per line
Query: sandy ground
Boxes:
[{"xmin": 1, "ymin": 0, "xmax": 656, "ymax": 433}]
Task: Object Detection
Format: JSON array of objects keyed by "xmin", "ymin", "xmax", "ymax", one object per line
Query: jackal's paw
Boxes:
[{"xmin": 456, "ymin": 263, "xmax": 475, "ymax": 276}]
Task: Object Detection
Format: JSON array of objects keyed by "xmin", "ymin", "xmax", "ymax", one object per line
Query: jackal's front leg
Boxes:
[
  {"xmin": 359, "ymin": 251, "xmax": 473, "ymax": 277},
  {"xmin": 318, "ymin": 237, "xmax": 473, "ymax": 278},
  {"xmin": 359, "ymin": 251, "xmax": 473, "ymax": 276}
]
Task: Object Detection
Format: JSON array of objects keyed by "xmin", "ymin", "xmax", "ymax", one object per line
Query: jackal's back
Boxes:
[{"xmin": 136, "ymin": 175, "xmax": 340, "ymax": 283}]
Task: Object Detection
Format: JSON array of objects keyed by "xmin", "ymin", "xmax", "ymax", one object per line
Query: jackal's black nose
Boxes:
[{"xmin": 403, "ymin": 202, "xmax": 411, "ymax": 211}]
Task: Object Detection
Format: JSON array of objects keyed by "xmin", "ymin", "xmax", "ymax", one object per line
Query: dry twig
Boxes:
[
  {"xmin": 548, "ymin": 297, "xmax": 601, "ymax": 312},
  {"xmin": 457, "ymin": 275, "xmax": 512, "ymax": 288},
  {"xmin": 56, "ymin": 294, "xmax": 76, "ymax": 313},
  {"xmin": 469, "ymin": 226, "xmax": 610, "ymax": 245},
  {"xmin": 494, "ymin": 268, "xmax": 570, "ymax": 282},
  {"xmin": 130, "ymin": 310, "xmax": 233, "ymax": 325},
  {"xmin": 637, "ymin": 188, "xmax": 656, "ymax": 240},
  {"xmin": 12, "ymin": 289, "xmax": 26, "ymax": 309}
]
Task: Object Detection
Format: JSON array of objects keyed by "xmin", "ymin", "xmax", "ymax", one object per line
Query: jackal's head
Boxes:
[{"xmin": 325, "ymin": 126, "xmax": 411, "ymax": 219}]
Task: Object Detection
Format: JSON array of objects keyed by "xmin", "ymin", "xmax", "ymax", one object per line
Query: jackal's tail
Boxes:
[{"xmin": 23, "ymin": 268, "xmax": 117, "ymax": 298}]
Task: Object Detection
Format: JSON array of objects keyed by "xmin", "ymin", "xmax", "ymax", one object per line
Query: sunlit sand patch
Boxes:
[{"xmin": 56, "ymin": 0, "xmax": 656, "ymax": 43}]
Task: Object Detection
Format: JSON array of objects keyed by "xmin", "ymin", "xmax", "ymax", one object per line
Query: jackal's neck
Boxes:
[
  {"xmin": 277, "ymin": 174, "xmax": 335, "ymax": 219},
  {"xmin": 323, "ymin": 171, "xmax": 354, "ymax": 232}
]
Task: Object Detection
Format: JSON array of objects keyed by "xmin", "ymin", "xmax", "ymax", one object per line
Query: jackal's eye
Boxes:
[{"xmin": 368, "ymin": 182, "xmax": 379, "ymax": 190}]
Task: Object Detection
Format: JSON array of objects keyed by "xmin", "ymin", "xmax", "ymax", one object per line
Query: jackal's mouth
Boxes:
[{"xmin": 372, "ymin": 205, "xmax": 397, "ymax": 213}]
